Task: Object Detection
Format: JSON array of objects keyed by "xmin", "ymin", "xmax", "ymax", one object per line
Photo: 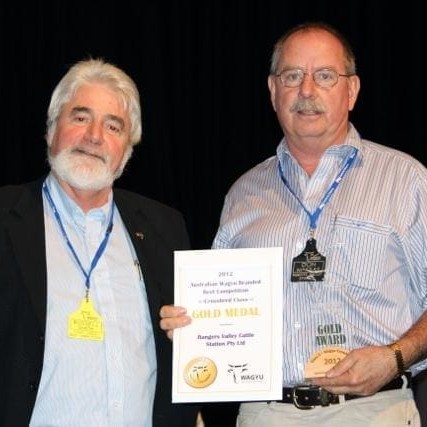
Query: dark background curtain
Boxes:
[
  {"xmin": 1, "ymin": 1, "xmax": 425, "ymax": 250},
  {"xmin": 0, "ymin": 2, "xmax": 425, "ymax": 425}
]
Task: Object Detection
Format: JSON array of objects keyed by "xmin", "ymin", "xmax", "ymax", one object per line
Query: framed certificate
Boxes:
[{"xmin": 172, "ymin": 247, "xmax": 283, "ymax": 402}]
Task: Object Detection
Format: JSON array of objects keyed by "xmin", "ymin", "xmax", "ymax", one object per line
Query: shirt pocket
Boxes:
[{"xmin": 327, "ymin": 216, "xmax": 392, "ymax": 290}]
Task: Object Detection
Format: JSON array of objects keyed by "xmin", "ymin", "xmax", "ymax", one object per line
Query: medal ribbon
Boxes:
[
  {"xmin": 277, "ymin": 147, "xmax": 357, "ymax": 233},
  {"xmin": 43, "ymin": 182, "xmax": 114, "ymax": 297}
]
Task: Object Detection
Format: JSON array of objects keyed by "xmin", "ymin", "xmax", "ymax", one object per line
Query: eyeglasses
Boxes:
[{"xmin": 275, "ymin": 68, "xmax": 354, "ymax": 88}]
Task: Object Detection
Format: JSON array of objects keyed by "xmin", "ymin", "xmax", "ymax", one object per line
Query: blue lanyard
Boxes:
[
  {"xmin": 278, "ymin": 147, "xmax": 357, "ymax": 234},
  {"xmin": 43, "ymin": 182, "xmax": 114, "ymax": 296}
]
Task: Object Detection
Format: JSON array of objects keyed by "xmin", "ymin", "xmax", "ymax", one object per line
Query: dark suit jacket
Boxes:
[{"xmin": 0, "ymin": 178, "xmax": 198, "ymax": 426}]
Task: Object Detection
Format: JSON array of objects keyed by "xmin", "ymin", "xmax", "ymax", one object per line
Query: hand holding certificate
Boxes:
[{"xmin": 172, "ymin": 247, "xmax": 283, "ymax": 403}]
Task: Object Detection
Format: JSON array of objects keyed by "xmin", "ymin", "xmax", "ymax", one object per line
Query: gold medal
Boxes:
[
  {"xmin": 304, "ymin": 346, "xmax": 348, "ymax": 379},
  {"xmin": 183, "ymin": 357, "xmax": 218, "ymax": 388},
  {"xmin": 68, "ymin": 297, "xmax": 104, "ymax": 341}
]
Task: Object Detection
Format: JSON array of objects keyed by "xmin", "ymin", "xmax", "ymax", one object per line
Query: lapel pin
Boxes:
[{"xmin": 135, "ymin": 232, "xmax": 144, "ymax": 240}]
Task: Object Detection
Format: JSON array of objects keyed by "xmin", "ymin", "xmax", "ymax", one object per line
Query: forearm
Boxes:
[{"xmin": 395, "ymin": 310, "xmax": 427, "ymax": 370}]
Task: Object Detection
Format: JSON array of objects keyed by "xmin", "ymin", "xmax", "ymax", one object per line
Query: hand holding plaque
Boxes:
[{"xmin": 304, "ymin": 347, "xmax": 349, "ymax": 379}]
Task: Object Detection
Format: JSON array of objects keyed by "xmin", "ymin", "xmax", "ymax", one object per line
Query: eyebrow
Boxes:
[
  {"xmin": 70, "ymin": 106, "xmax": 91, "ymax": 115},
  {"xmin": 280, "ymin": 66, "xmax": 338, "ymax": 72}
]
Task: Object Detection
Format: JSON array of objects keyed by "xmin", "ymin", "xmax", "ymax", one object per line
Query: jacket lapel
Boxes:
[
  {"xmin": 7, "ymin": 179, "xmax": 47, "ymax": 330},
  {"xmin": 113, "ymin": 191, "xmax": 164, "ymax": 320}
]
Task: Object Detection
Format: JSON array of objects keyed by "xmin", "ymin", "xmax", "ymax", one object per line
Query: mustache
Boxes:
[
  {"xmin": 290, "ymin": 99, "xmax": 326, "ymax": 114},
  {"xmin": 72, "ymin": 147, "xmax": 107, "ymax": 163}
]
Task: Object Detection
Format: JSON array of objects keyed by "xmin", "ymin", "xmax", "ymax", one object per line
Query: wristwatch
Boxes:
[{"xmin": 388, "ymin": 342, "xmax": 405, "ymax": 376}]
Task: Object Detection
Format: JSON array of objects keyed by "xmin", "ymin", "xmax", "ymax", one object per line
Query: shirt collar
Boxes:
[
  {"xmin": 45, "ymin": 173, "xmax": 113, "ymax": 231},
  {"xmin": 277, "ymin": 122, "xmax": 362, "ymax": 167}
]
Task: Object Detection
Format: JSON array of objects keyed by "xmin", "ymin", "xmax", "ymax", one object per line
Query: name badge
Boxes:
[
  {"xmin": 68, "ymin": 297, "xmax": 104, "ymax": 341},
  {"xmin": 291, "ymin": 238, "xmax": 326, "ymax": 282}
]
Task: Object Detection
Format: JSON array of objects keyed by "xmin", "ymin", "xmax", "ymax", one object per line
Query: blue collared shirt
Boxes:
[
  {"xmin": 212, "ymin": 124, "xmax": 427, "ymax": 386},
  {"xmin": 30, "ymin": 173, "xmax": 156, "ymax": 426}
]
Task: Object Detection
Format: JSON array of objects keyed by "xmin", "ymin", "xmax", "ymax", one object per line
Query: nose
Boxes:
[
  {"xmin": 299, "ymin": 73, "xmax": 316, "ymax": 98},
  {"xmin": 85, "ymin": 121, "xmax": 103, "ymax": 144}
]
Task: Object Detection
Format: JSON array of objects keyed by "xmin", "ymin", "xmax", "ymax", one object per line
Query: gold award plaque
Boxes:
[
  {"xmin": 183, "ymin": 357, "xmax": 218, "ymax": 388},
  {"xmin": 304, "ymin": 347, "xmax": 349, "ymax": 379}
]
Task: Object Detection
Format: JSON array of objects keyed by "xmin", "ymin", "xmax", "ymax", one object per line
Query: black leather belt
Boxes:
[{"xmin": 277, "ymin": 372, "xmax": 412, "ymax": 410}]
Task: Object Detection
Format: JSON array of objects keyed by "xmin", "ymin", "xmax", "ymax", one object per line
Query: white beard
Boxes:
[{"xmin": 48, "ymin": 146, "xmax": 132, "ymax": 191}]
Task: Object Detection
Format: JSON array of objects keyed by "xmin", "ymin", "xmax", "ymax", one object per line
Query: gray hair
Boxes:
[
  {"xmin": 46, "ymin": 58, "xmax": 142, "ymax": 146},
  {"xmin": 270, "ymin": 22, "xmax": 357, "ymax": 76}
]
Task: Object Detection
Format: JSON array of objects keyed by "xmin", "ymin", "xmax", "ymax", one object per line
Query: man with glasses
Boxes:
[{"xmin": 161, "ymin": 22, "xmax": 427, "ymax": 426}]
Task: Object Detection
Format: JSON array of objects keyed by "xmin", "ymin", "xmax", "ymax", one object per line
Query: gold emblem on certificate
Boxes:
[
  {"xmin": 304, "ymin": 347, "xmax": 349, "ymax": 379},
  {"xmin": 68, "ymin": 297, "xmax": 104, "ymax": 341},
  {"xmin": 184, "ymin": 357, "xmax": 218, "ymax": 388}
]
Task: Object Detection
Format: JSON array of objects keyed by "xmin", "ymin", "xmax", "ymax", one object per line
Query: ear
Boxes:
[
  {"xmin": 46, "ymin": 126, "xmax": 55, "ymax": 147},
  {"xmin": 347, "ymin": 75, "xmax": 360, "ymax": 111},
  {"xmin": 267, "ymin": 75, "xmax": 278, "ymax": 112}
]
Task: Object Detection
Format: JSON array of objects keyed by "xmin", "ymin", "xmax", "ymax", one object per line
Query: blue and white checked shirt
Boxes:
[
  {"xmin": 30, "ymin": 173, "xmax": 156, "ymax": 426},
  {"xmin": 212, "ymin": 124, "xmax": 427, "ymax": 386}
]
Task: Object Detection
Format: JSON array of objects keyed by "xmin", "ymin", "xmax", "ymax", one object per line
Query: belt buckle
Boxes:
[
  {"xmin": 292, "ymin": 385, "xmax": 333, "ymax": 410},
  {"xmin": 291, "ymin": 385, "xmax": 316, "ymax": 410}
]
